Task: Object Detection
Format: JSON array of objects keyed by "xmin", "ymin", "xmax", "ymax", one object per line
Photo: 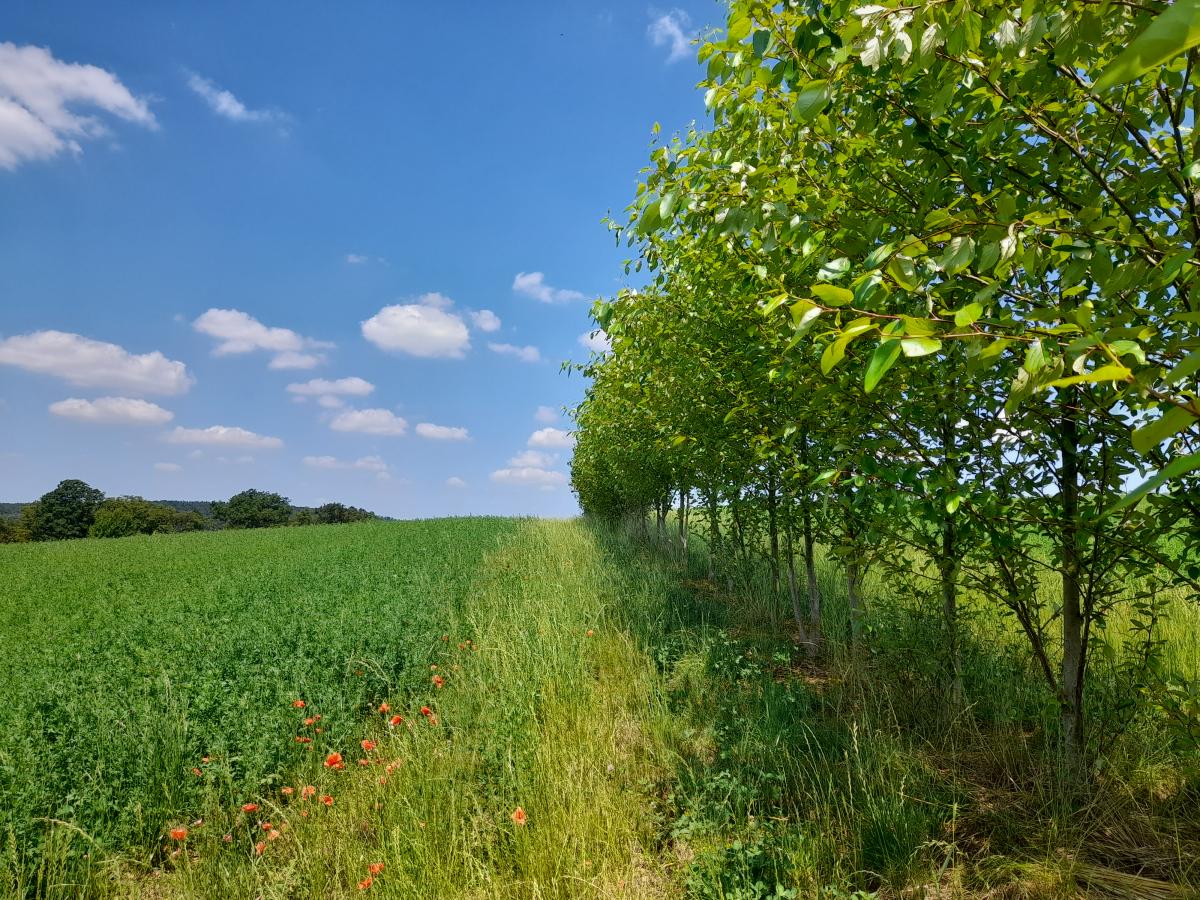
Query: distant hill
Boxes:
[{"xmin": 0, "ymin": 503, "xmax": 24, "ymax": 520}]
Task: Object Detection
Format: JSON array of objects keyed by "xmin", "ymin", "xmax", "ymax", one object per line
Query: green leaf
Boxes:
[
  {"xmin": 811, "ymin": 283, "xmax": 854, "ymax": 306},
  {"xmin": 864, "ymin": 339, "xmax": 902, "ymax": 393},
  {"xmin": 659, "ymin": 191, "xmax": 679, "ymax": 220},
  {"xmin": 637, "ymin": 198, "xmax": 661, "ymax": 235},
  {"xmin": 887, "ymin": 256, "xmax": 920, "ymax": 291},
  {"xmin": 1093, "ymin": 0, "xmax": 1200, "ymax": 91},
  {"xmin": 901, "ymin": 336, "xmax": 942, "ymax": 357},
  {"xmin": 1165, "ymin": 348, "xmax": 1200, "ymax": 385},
  {"xmin": 793, "ymin": 79, "xmax": 830, "ymax": 121},
  {"xmin": 762, "ymin": 293, "xmax": 791, "ymax": 315},
  {"xmin": 954, "ymin": 303, "xmax": 983, "ymax": 327},
  {"xmin": 790, "ymin": 299, "xmax": 823, "ymax": 329},
  {"xmin": 1132, "ymin": 405, "xmax": 1198, "ymax": 455},
  {"xmin": 1107, "ymin": 452, "xmax": 1200, "ymax": 514},
  {"xmin": 939, "ymin": 236, "xmax": 975, "ymax": 275},
  {"xmin": 1043, "ymin": 363, "xmax": 1132, "ymax": 388},
  {"xmin": 818, "ymin": 257, "xmax": 851, "ymax": 280}
]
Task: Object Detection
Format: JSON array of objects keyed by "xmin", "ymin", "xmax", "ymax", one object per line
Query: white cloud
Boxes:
[
  {"xmin": 317, "ymin": 395, "xmax": 344, "ymax": 408},
  {"xmin": 510, "ymin": 449, "xmax": 558, "ymax": 468},
  {"xmin": 186, "ymin": 72, "xmax": 284, "ymax": 125},
  {"xmin": 165, "ymin": 425, "xmax": 283, "ymax": 449},
  {"xmin": 416, "ymin": 422, "xmax": 469, "ymax": 441},
  {"xmin": 154, "ymin": 462, "xmax": 182, "ymax": 473},
  {"xmin": 0, "ymin": 42, "xmax": 157, "ymax": 170},
  {"xmin": 512, "ymin": 271, "xmax": 585, "ymax": 304},
  {"xmin": 287, "ymin": 377, "xmax": 374, "ymax": 400},
  {"xmin": 490, "ymin": 466, "xmax": 568, "ymax": 491},
  {"xmin": 49, "ymin": 396, "xmax": 173, "ymax": 425},
  {"xmin": 361, "ymin": 302, "xmax": 470, "ymax": 359},
  {"xmin": 345, "ymin": 253, "xmax": 368, "ymax": 264},
  {"xmin": 193, "ymin": 308, "xmax": 332, "ymax": 369},
  {"xmin": 445, "ymin": 476, "xmax": 467, "ymax": 489},
  {"xmin": 529, "ymin": 427, "xmax": 575, "ymax": 449},
  {"xmin": 534, "ymin": 405, "xmax": 559, "ymax": 424},
  {"xmin": 648, "ymin": 9, "xmax": 693, "ymax": 63},
  {"xmin": 329, "ymin": 408, "xmax": 408, "ymax": 436},
  {"xmin": 489, "ymin": 342, "xmax": 541, "ymax": 363},
  {"xmin": 417, "ymin": 292, "xmax": 454, "ymax": 310},
  {"xmin": 303, "ymin": 454, "xmax": 390, "ymax": 478},
  {"xmin": 579, "ymin": 328, "xmax": 612, "ymax": 354},
  {"xmin": 469, "ymin": 309, "xmax": 501, "ymax": 332},
  {"xmin": 0, "ymin": 330, "xmax": 193, "ymax": 395}
]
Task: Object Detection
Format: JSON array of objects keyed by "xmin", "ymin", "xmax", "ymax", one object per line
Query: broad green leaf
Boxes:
[
  {"xmin": 901, "ymin": 336, "xmax": 942, "ymax": 357},
  {"xmin": 1165, "ymin": 348, "xmax": 1200, "ymax": 385},
  {"xmin": 864, "ymin": 339, "xmax": 902, "ymax": 393},
  {"xmin": 818, "ymin": 257, "xmax": 851, "ymax": 280},
  {"xmin": 790, "ymin": 299, "xmax": 823, "ymax": 329},
  {"xmin": 887, "ymin": 256, "xmax": 920, "ymax": 291},
  {"xmin": 1093, "ymin": 0, "xmax": 1200, "ymax": 91},
  {"xmin": 1132, "ymin": 405, "xmax": 1198, "ymax": 455},
  {"xmin": 811, "ymin": 283, "xmax": 854, "ymax": 306},
  {"xmin": 1107, "ymin": 452, "xmax": 1200, "ymax": 514},
  {"xmin": 1043, "ymin": 363, "xmax": 1132, "ymax": 388},
  {"xmin": 954, "ymin": 302, "xmax": 983, "ymax": 327},
  {"xmin": 659, "ymin": 191, "xmax": 679, "ymax": 220},
  {"xmin": 761, "ymin": 293, "xmax": 791, "ymax": 315},
  {"xmin": 793, "ymin": 80, "xmax": 830, "ymax": 121},
  {"xmin": 939, "ymin": 236, "xmax": 975, "ymax": 275}
]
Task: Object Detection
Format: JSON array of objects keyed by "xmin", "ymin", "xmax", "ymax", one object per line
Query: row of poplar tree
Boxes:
[{"xmin": 571, "ymin": 0, "xmax": 1200, "ymax": 772}]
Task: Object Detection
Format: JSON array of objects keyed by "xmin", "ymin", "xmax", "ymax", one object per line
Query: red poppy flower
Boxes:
[
  {"xmin": 321, "ymin": 794, "xmax": 333, "ymax": 807},
  {"xmin": 378, "ymin": 701, "xmax": 390, "ymax": 713},
  {"xmin": 255, "ymin": 841, "xmax": 266, "ymax": 856},
  {"xmin": 222, "ymin": 833, "xmax": 232, "ymax": 843},
  {"xmin": 324, "ymin": 752, "xmax": 345, "ymax": 769},
  {"xmin": 358, "ymin": 876, "xmax": 374, "ymax": 890},
  {"xmin": 388, "ymin": 714, "xmax": 403, "ymax": 727},
  {"xmin": 169, "ymin": 827, "xmax": 188, "ymax": 841},
  {"xmin": 432, "ymin": 675, "xmax": 445, "ymax": 688},
  {"xmin": 511, "ymin": 807, "xmax": 528, "ymax": 826},
  {"xmin": 295, "ymin": 736, "xmax": 312, "ymax": 743},
  {"xmin": 292, "ymin": 699, "xmax": 305, "ymax": 708},
  {"xmin": 304, "ymin": 717, "xmax": 316, "ymax": 726},
  {"xmin": 192, "ymin": 767, "xmax": 203, "ymax": 777},
  {"xmin": 267, "ymin": 829, "xmax": 281, "ymax": 841},
  {"xmin": 420, "ymin": 706, "xmax": 432, "ymax": 717},
  {"xmin": 281, "ymin": 786, "xmax": 294, "ymax": 796},
  {"xmin": 241, "ymin": 803, "xmax": 259, "ymax": 813},
  {"xmin": 361, "ymin": 739, "xmax": 376, "ymax": 752},
  {"xmin": 301, "ymin": 785, "xmax": 316, "ymax": 799},
  {"xmin": 368, "ymin": 862, "xmax": 385, "ymax": 875}
]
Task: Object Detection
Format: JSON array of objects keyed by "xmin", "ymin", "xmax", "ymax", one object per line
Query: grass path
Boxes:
[{"xmin": 139, "ymin": 518, "xmax": 685, "ymax": 899}]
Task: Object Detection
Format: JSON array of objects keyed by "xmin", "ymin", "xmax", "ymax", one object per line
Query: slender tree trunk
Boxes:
[
  {"xmin": 678, "ymin": 483, "xmax": 689, "ymax": 569},
  {"xmin": 706, "ymin": 490, "xmax": 719, "ymax": 582},
  {"xmin": 940, "ymin": 416, "xmax": 963, "ymax": 708},
  {"xmin": 1058, "ymin": 391, "xmax": 1086, "ymax": 776},
  {"xmin": 802, "ymin": 496, "xmax": 822, "ymax": 657},
  {"xmin": 767, "ymin": 473, "xmax": 781, "ymax": 594},
  {"xmin": 845, "ymin": 509, "xmax": 862, "ymax": 642}
]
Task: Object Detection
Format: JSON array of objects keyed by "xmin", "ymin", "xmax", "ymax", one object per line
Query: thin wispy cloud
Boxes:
[
  {"xmin": 49, "ymin": 396, "xmax": 173, "ymax": 425},
  {"xmin": 186, "ymin": 72, "xmax": 287, "ymax": 127},
  {"xmin": 512, "ymin": 271, "xmax": 585, "ymax": 304},
  {"xmin": 647, "ymin": 9, "xmax": 693, "ymax": 63},
  {"xmin": 489, "ymin": 342, "xmax": 541, "ymax": 364},
  {"xmin": 0, "ymin": 42, "xmax": 156, "ymax": 170}
]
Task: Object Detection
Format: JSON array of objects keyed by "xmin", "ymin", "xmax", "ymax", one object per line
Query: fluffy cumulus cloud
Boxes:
[
  {"xmin": 286, "ymin": 376, "xmax": 374, "ymax": 408},
  {"xmin": 528, "ymin": 427, "xmax": 574, "ymax": 449},
  {"xmin": 489, "ymin": 342, "xmax": 541, "ymax": 363},
  {"xmin": 469, "ymin": 309, "xmax": 501, "ymax": 332},
  {"xmin": 154, "ymin": 462, "xmax": 182, "ymax": 473},
  {"xmin": 534, "ymin": 405, "xmax": 559, "ymax": 424},
  {"xmin": 0, "ymin": 330, "xmax": 193, "ymax": 395},
  {"xmin": 490, "ymin": 467, "xmax": 568, "ymax": 491},
  {"xmin": 445, "ymin": 476, "xmax": 467, "ymax": 489},
  {"xmin": 329, "ymin": 408, "xmax": 408, "ymax": 436},
  {"xmin": 512, "ymin": 271, "xmax": 585, "ymax": 304},
  {"xmin": 303, "ymin": 454, "xmax": 390, "ymax": 479},
  {"xmin": 361, "ymin": 294, "xmax": 471, "ymax": 359},
  {"xmin": 415, "ymin": 422, "xmax": 469, "ymax": 441},
  {"xmin": 193, "ymin": 309, "xmax": 332, "ymax": 369},
  {"xmin": 0, "ymin": 42, "xmax": 157, "ymax": 170},
  {"xmin": 186, "ymin": 72, "xmax": 285, "ymax": 126},
  {"xmin": 49, "ymin": 396, "xmax": 173, "ymax": 425},
  {"xmin": 579, "ymin": 328, "xmax": 611, "ymax": 354},
  {"xmin": 165, "ymin": 425, "xmax": 283, "ymax": 449},
  {"xmin": 648, "ymin": 9, "xmax": 693, "ymax": 63},
  {"xmin": 510, "ymin": 449, "xmax": 558, "ymax": 468}
]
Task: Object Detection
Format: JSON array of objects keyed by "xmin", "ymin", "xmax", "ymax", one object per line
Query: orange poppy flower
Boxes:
[
  {"xmin": 432, "ymin": 675, "xmax": 445, "ymax": 688},
  {"xmin": 357, "ymin": 876, "xmax": 374, "ymax": 890},
  {"xmin": 267, "ymin": 829, "xmax": 281, "ymax": 841},
  {"xmin": 295, "ymin": 736, "xmax": 312, "ymax": 743},
  {"xmin": 324, "ymin": 752, "xmax": 344, "ymax": 769},
  {"xmin": 586, "ymin": 629, "xmax": 594, "ymax": 637},
  {"xmin": 260, "ymin": 822, "xmax": 272, "ymax": 831},
  {"xmin": 281, "ymin": 786, "xmax": 294, "ymax": 796},
  {"xmin": 255, "ymin": 841, "xmax": 266, "ymax": 856},
  {"xmin": 361, "ymin": 739, "xmax": 376, "ymax": 752},
  {"xmin": 378, "ymin": 776, "xmax": 388, "ymax": 785},
  {"xmin": 301, "ymin": 785, "xmax": 316, "ymax": 799},
  {"xmin": 169, "ymin": 827, "xmax": 188, "ymax": 841},
  {"xmin": 388, "ymin": 714, "xmax": 403, "ymax": 727},
  {"xmin": 420, "ymin": 706, "xmax": 432, "ymax": 717},
  {"xmin": 241, "ymin": 803, "xmax": 259, "ymax": 813},
  {"xmin": 304, "ymin": 717, "xmax": 316, "ymax": 726},
  {"xmin": 192, "ymin": 767, "xmax": 203, "ymax": 777},
  {"xmin": 201, "ymin": 755, "xmax": 211, "ymax": 764},
  {"xmin": 292, "ymin": 699, "xmax": 305, "ymax": 708},
  {"xmin": 321, "ymin": 794, "xmax": 334, "ymax": 807},
  {"xmin": 378, "ymin": 701, "xmax": 390, "ymax": 713},
  {"xmin": 222, "ymin": 833, "xmax": 233, "ymax": 843},
  {"xmin": 511, "ymin": 807, "xmax": 528, "ymax": 826},
  {"xmin": 358, "ymin": 758, "xmax": 371, "ymax": 766},
  {"xmin": 368, "ymin": 862, "xmax": 385, "ymax": 875}
]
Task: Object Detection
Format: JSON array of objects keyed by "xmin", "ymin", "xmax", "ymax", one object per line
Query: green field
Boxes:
[{"xmin": 3, "ymin": 518, "xmax": 1198, "ymax": 899}]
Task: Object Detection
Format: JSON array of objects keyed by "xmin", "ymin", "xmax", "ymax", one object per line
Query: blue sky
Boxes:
[{"xmin": 0, "ymin": 2, "xmax": 717, "ymax": 517}]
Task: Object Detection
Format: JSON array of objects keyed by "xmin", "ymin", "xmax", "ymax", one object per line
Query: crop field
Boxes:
[{"xmin": 0, "ymin": 518, "xmax": 519, "ymax": 895}]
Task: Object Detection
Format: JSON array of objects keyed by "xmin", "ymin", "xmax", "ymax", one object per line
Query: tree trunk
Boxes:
[
  {"xmin": 939, "ymin": 416, "xmax": 963, "ymax": 708},
  {"xmin": 802, "ymin": 498, "xmax": 822, "ymax": 656},
  {"xmin": 1058, "ymin": 391, "xmax": 1086, "ymax": 776},
  {"xmin": 784, "ymin": 516, "xmax": 807, "ymax": 647},
  {"xmin": 706, "ymin": 490, "xmax": 719, "ymax": 582},
  {"xmin": 845, "ymin": 509, "xmax": 862, "ymax": 642}
]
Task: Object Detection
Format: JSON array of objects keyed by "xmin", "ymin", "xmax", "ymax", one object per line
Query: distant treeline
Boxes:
[{"xmin": 0, "ymin": 480, "xmax": 377, "ymax": 543}]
